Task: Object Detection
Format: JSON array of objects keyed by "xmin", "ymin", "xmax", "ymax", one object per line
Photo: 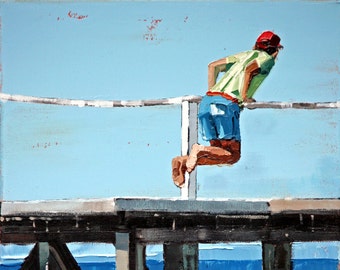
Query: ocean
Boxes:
[
  {"xmin": 1, "ymin": 242, "xmax": 339, "ymax": 269},
  {"xmin": 0, "ymin": 259, "xmax": 339, "ymax": 269}
]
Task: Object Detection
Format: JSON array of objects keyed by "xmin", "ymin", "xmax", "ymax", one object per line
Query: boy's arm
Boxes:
[
  {"xmin": 207, "ymin": 58, "xmax": 228, "ymax": 89},
  {"xmin": 241, "ymin": 60, "xmax": 260, "ymax": 102}
]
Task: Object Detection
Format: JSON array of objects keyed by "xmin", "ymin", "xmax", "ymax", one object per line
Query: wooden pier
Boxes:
[{"xmin": 1, "ymin": 198, "xmax": 339, "ymax": 269}]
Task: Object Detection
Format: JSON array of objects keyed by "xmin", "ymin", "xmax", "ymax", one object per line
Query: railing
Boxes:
[
  {"xmin": 1, "ymin": 93, "xmax": 340, "ymax": 109},
  {"xmin": 1, "ymin": 92, "xmax": 340, "ymax": 200}
]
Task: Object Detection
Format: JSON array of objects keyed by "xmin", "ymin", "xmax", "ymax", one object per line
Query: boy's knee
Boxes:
[
  {"xmin": 220, "ymin": 140, "xmax": 241, "ymax": 164},
  {"xmin": 228, "ymin": 152, "xmax": 241, "ymax": 165}
]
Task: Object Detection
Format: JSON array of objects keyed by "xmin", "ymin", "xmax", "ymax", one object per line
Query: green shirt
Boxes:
[{"xmin": 210, "ymin": 50, "xmax": 275, "ymax": 104}]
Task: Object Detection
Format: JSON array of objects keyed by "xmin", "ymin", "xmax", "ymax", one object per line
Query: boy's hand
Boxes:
[
  {"xmin": 243, "ymin": 97, "xmax": 256, "ymax": 103},
  {"xmin": 243, "ymin": 98, "xmax": 257, "ymax": 110}
]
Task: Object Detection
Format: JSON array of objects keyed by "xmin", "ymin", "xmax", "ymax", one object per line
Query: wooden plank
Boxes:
[
  {"xmin": 3, "ymin": 198, "xmax": 340, "ymax": 217},
  {"xmin": 112, "ymin": 198, "xmax": 270, "ymax": 215},
  {"xmin": 1, "ymin": 198, "xmax": 270, "ymax": 216},
  {"xmin": 1, "ymin": 198, "xmax": 115, "ymax": 216},
  {"xmin": 269, "ymin": 199, "xmax": 340, "ymax": 214}
]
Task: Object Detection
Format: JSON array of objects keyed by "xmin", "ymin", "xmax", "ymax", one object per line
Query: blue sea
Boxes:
[
  {"xmin": 1, "ymin": 242, "xmax": 339, "ymax": 269},
  {"xmin": 79, "ymin": 259, "xmax": 338, "ymax": 270},
  {"xmin": 0, "ymin": 259, "xmax": 339, "ymax": 270}
]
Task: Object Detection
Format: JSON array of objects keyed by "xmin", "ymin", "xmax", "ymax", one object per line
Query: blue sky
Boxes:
[{"xmin": 1, "ymin": 1, "xmax": 340, "ymax": 200}]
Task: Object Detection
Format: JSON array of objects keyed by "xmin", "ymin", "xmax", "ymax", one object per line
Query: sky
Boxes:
[{"xmin": 0, "ymin": 1, "xmax": 340, "ymax": 200}]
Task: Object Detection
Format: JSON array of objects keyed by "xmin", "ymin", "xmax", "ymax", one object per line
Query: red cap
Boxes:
[{"xmin": 256, "ymin": 31, "xmax": 283, "ymax": 50}]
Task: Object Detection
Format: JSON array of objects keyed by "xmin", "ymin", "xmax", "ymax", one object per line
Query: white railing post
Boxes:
[{"xmin": 181, "ymin": 101, "xmax": 198, "ymax": 200}]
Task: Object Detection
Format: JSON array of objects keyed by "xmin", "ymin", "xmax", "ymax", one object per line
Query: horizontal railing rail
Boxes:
[
  {"xmin": 0, "ymin": 93, "xmax": 201, "ymax": 107},
  {"xmin": 1, "ymin": 92, "xmax": 340, "ymax": 109}
]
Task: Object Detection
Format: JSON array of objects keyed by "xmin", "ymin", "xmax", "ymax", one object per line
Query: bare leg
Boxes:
[
  {"xmin": 186, "ymin": 144, "xmax": 231, "ymax": 172},
  {"xmin": 186, "ymin": 140, "xmax": 241, "ymax": 172}
]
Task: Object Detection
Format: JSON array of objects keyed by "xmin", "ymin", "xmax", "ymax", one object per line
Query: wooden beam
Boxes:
[
  {"xmin": 262, "ymin": 242, "xmax": 292, "ymax": 270},
  {"xmin": 20, "ymin": 241, "xmax": 80, "ymax": 270},
  {"xmin": 0, "ymin": 198, "xmax": 270, "ymax": 216},
  {"xmin": 135, "ymin": 243, "xmax": 148, "ymax": 270},
  {"xmin": 48, "ymin": 240, "xmax": 80, "ymax": 270},
  {"xmin": 115, "ymin": 231, "xmax": 146, "ymax": 270},
  {"xmin": 269, "ymin": 199, "xmax": 340, "ymax": 214},
  {"xmin": 115, "ymin": 232, "xmax": 131, "ymax": 270},
  {"xmin": 136, "ymin": 226, "xmax": 340, "ymax": 244},
  {"xmin": 164, "ymin": 243, "xmax": 198, "ymax": 270},
  {"xmin": 20, "ymin": 243, "xmax": 40, "ymax": 270},
  {"xmin": 112, "ymin": 198, "xmax": 270, "ymax": 215},
  {"xmin": 20, "ymin": 242, "xmax": 49, "ymax": 270}
]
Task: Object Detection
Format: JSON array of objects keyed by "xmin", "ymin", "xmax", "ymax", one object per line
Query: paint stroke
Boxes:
[
  {"xmin": 141, "ymin": 17, "xmax": 163, "ymax": 41},
  {"xmin": 67, "ymin": 11, "xmax": 88, "ymax": 20}
]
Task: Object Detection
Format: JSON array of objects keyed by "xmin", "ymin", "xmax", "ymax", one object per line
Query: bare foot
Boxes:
[
  {"xmin": 172, "ymin": 156, "xmax": 188, "ymax": 187},
  {"xmin": 186, "ymin": 144, "xmax": 204, "ymax": 173}
]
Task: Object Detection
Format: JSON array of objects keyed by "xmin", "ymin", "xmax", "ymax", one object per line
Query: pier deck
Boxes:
[{"xmin": 1, "ymin": 198, "xmax": 339, "ymax": 269}]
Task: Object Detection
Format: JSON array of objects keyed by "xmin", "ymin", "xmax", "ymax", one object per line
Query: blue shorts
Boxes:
[{"xmin": 198, "ymin": 95, "xmax": 241, "ymax": 141}]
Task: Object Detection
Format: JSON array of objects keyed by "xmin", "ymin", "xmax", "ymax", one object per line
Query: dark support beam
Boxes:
[
  {"xmin": 163, "ymin": 243, "xmax": 198, "ymax": 270},
  {"xmin": 20, "ymin": 241, "xmax": 80, "ymax": 270},
  {"xmin": 48, "ymin": 240, "xmax": 80, "ymax": 270},
  {"xmin": 115, "ymin": 231, "xmax": 148, "ymax": 270},
  {"xmin": 135, "ymin": 243, "xmax": 148, "ymax": 270},
  {"xmin": 262, "ymin": 242, "xmax": 292, "ymax": 270},
  {"xmin": 115, "ymin": 232, "xmax": 132, "ymax": 270},
  {"xmin": 20, "ymin": 242, "xmax": 48, "ymax": 270}
]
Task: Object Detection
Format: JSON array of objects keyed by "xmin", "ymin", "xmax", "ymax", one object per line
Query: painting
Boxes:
[{"xmin": 0, "ymin": 1, "xmax": 339, "ymax": 269}]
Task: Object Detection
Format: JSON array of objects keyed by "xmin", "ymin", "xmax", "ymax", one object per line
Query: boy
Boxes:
[{"xmin": 172, "ymin": 31, "xmax": 283, "ymax": 187}]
